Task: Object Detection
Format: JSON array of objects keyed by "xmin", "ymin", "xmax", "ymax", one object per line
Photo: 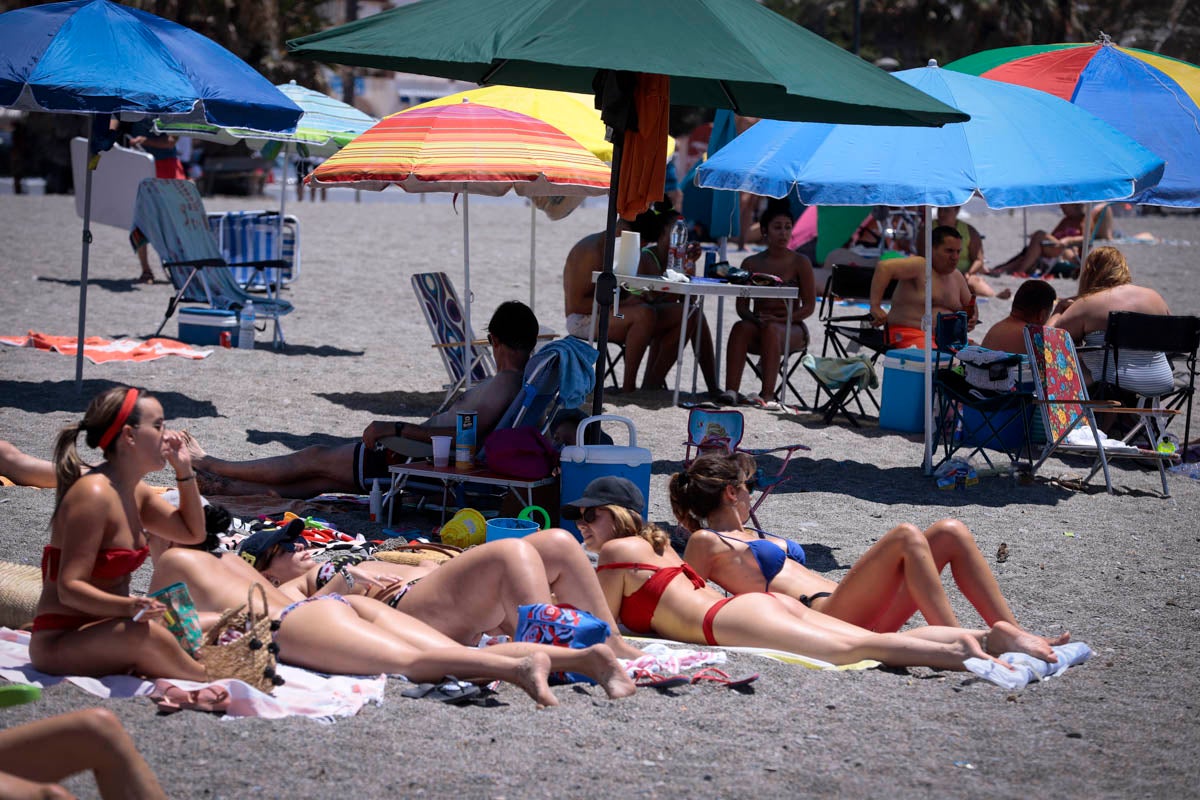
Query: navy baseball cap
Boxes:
[
  {"xmin": 238, "ymin": 518, "xmax": 305, "ymax": 568},
  {"xmin": 562, "ymin": 476, "xmax": 645, "ymax": 520}
]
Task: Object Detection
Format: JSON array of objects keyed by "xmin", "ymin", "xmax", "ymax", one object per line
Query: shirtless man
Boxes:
[
  {"xmin": 870, "ymin": 225, "xmax": 974, "ymax": 350},
  {"xmin": 981, "ymin": 280, "xmax": 1057, "ymax": 354},
  {"xmin": 563, "ymin": 216, "xmax": 682, "ymax": 392},
  {"xmin": 186, "ymin": 301, "xmax": 539, "ymax": 497}
]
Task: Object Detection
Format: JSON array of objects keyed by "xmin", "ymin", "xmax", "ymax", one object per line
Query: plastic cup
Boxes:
[{"xmin": 431, "ymin": 435, "xmax": 452, "ymax": 468}]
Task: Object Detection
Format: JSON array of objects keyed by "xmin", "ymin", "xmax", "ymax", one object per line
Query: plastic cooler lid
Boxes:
[
  {"xmin": 180, "ymin": 308, "xmax": 237, "ymax": 323},
  {"xmin": 884, "ymin": 347, "xmax": 929, "ymax": 371},
  {"xmin": 560, "ymin": 444, "xmax": 653, "ymax": 466}
]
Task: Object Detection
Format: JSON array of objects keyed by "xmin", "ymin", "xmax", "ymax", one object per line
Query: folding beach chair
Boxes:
[
  {"xmin": 683, "ymin": 408, "xmax": 810, "ymax": 528},
  {"xmin": 206, "ymin": 210, "xmax": 301, "ymax": 291},
  {"xmin": 1092, "ymin": 311, "xmax": 1200, "ymax": 463},
  {"xmin": 798, "ymin": 353, "xmax": 877, "ymax": 426},
  {"xmin": 816, "ymin": 264, "xmax": 895, "ymax": 413},
  {"xmin": 411, "ymin": 272, "xmax": 496, "ymax": 413},
  {"xmin": 132, "ymin": 179, "xmax": 293, "ymax": 348},
  {"xmin": 1024, "ymin": 325, "xmax": 1177, "ymax": 496}
]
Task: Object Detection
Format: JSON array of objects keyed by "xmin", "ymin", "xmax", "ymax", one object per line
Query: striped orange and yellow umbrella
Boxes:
[
  {"xmin": 308, "ymin": 100, "xmax": 610, "ymax": 195},
  {"xmin": 309, "ymin": 101, "xmax": 610, "ymax": 378}
]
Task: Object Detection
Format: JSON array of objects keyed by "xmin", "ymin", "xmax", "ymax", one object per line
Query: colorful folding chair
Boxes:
[
  {"xmin": 411, "ymin": 272, "xmax": 496, "ymax": 412},
  {"xmin": 682, "ymin": 408, "xmax": 809, "ymax": 527}
]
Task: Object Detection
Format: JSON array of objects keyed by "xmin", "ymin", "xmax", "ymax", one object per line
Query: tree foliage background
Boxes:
[{"xmin": 765, "ymin": 0, "xmax": 1200, "ymax": 67}]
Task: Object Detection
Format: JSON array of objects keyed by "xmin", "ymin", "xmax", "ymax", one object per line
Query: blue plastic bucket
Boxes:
[{"xmin": 485, "ymin": 517, "xmax": 539, "ymax": 541}]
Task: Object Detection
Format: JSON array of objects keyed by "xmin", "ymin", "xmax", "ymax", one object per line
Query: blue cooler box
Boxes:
[
  {"xmin": 879, "ymin": 348, "xmax": 928, "ymax": 432},
  {"xmin": 178, "ymin": 307, "xmax": 238, "ymax": 347},
  {"xmin": 560, "ymin": 415, "xmax": 652, "ymax": 541}
]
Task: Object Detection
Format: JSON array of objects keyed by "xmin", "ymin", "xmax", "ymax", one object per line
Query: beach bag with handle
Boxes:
[{"xmin": 198, "ymin": 583, "xmax": 284, "ymax": 694}]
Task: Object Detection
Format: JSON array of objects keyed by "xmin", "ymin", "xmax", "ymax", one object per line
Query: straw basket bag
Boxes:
[
  {"xmin": 198, "ymin": 583, "xmax": 283, "ymax": 694},
  {"xmin": 373, "ymin": 541, "xmax": 462, "ymax": 566},
  {"xmin": 0, "ymin": 561, "xmax": 42, "ymax": 630}
]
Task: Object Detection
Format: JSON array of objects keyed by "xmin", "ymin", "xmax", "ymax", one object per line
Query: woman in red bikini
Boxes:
[
  {"xmin": 673, "ymin": 452, "xmax": 1069, "ymax": 649},
  {"xmin": 571, "ymin": 476, "xmax": 1055, "ymax": 670},
  {"xmin": 30, "ymin": 386, "xmax": 209, "ymax": 681}
]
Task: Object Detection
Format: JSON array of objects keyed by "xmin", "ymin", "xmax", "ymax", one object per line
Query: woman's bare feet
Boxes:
[
  {"xmin": 512, "ymin": 652, "xmax": 558, "ymax": 708},
  {"xmin": 578, "ymin": 644, "xmax": 637, "ymax": 700},
  {"xmin": 179, "ymin": 430, "xmax": 208, "ymax": 464},
  {"xmin": 987, "ymin": 621, "xmax": 1070, "ymax": 662}
]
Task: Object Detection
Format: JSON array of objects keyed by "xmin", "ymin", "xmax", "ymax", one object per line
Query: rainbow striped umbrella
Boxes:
[
  {"xmin": 310, "ymin": 101, "xmax": 610, "ymax": 377},
  {"xmin": 948, "ymin": 37, "xmax": 1200, "ymax": 206}
]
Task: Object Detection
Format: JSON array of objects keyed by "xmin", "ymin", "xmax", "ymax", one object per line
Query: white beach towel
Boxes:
[
  {"xmin": 0, "ymin": 628, "xmax": 385, "ymax": 722},
  {"xmin": 963, "ymin": 641, "xmax": 1093, "ymax": 690}
]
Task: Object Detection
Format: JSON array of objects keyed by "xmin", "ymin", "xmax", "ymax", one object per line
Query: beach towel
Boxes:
[
  {"xmin": 802, "ymin": 353, "xmax": 878, "ymax": 391},
  {"xmin": 539, "ymin": 336, "xmax": 598, "ymax": 408},
  {"xmin": 626, "ymin": 636, "xmax": 879, "ymax": 671},
  {"xmin": 0, "ymin": 332, "xmax": 211, "ymax": 363},
  {"xmin": 963, "ymin": 642, "xmax": 1092, "ymax": 690},
  {"xmin": 0, "ymin": 628, "xmax": 384, "ymax": 722}
]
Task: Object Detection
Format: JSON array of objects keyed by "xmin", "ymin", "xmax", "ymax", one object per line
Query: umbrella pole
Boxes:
[
  {"xmin": 590, "ymin": 129, "xmax": 625, "ymax": 423},
  {"xmin": 1081, "ymin": 201, "xmax": 1094, "ymax": 268},
  {"xmin": 75, "ymin": 124, "xmax": 97, "ymax": 392},
  {"xmin": 463, "ymin": 191, "xmax": 472, "ymax": 390},
  {"xmin": 530, "ymin": 202, "xmax": 536, "ymax": 311},
  {"xmin": 922, "ymin": 205, "xmax": 935, "ymax": 475},
  {"xmin": 277, "ymin": 142, "xmax": 290, "ymax": 261}
]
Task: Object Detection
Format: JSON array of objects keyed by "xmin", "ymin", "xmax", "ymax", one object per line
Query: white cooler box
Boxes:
[{"xmin": 559, "ymin": 415, "xmax": 652, "ymax": 541}]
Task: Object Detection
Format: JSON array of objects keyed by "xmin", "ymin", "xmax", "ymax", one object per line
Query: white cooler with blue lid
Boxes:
[{"xmin": 559, "ymin": 415, "xmax": 652, "ymax": 541}]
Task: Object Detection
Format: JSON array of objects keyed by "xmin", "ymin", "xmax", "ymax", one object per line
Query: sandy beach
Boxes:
[{"xmin": 1, "ymin": 190, "xmax": 1199, "ymax": 798}]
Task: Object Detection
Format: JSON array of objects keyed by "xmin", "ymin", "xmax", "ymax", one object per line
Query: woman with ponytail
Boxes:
[
  {"xmin": 30, "ymin": 387, "xmax": 209, "ymax": 680},
  {"xmin": 672, "ymin": 452, "xmax": 1067, "ymax": 655},
  {"xmin": 569, "ymin": 476, "xmax": 1049, "ymax": 670}
]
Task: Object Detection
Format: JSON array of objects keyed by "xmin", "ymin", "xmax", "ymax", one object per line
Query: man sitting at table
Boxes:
[
  {"xmin": 563, "ymin": 217, "xmax": 680, "ymax": 393},
  {"xmin": 184, "ymin": 301, "xmax": 539, "ymax": 498},
  {"xmin": 981, "ymin": 280, "xmax": 1057, "ymax": 354},
  {"xmin": 869, "ymin": 225, "xmax": 975, "ymax": 349}
]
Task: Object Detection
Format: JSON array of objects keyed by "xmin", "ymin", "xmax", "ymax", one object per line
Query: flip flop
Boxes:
[
  {"xmin": 632, "ymin": 672, "xmax": 690, "ymax": 689},
  {"xmin": 401, "ymin": 678, "xmax": 481, "ymax": 705},
  {"xmin": 151, "ymin": 684, "xmax": 230, "ymax": 714},
  {"xmin": 0, "ymin": 684, "xmax": 41, "ymax": 707},
  {"xmin": 689, "ymin": 667, "xmax": 759, "ymax": 690}
]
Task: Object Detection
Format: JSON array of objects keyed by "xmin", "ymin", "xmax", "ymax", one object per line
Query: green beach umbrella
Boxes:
[{"xmin": 289, "ymin": 0, "xmax": 969, "ymax": 414}]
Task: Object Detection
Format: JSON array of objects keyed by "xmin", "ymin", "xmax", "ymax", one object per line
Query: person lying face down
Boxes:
[
  {"xmin": 231, "ymin": 518, "xmax": 642, "ymax": 660},
  {"xmin": 564, "ymin": 474, "xmax": 1055, "ymax": 670},
  {"xmin": 670, "ymin": 452, "xmax": 1068, "ymax": 658},
  {"xmin": 182, "ymin": 301, "xmax": 540, "ymax": 498},
  {"xmin": 149, "ymin": 534, "xmax": 637, "ymax": 706}
]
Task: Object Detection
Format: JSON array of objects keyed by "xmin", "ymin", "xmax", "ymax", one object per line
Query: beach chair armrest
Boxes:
[
  {"xmin": 234, "ymin": 259, "xmax": 290, "ymax": 271},
  {"xmin": 1033, "ymin": 397, "xmax": 1120, "ymax": 407},
  {"xmin": 162, "ymin": 258, "xmax": 226, "ymax": 269},
  {"xmin": 740, "ymin": 443, "xmax": 811, "ymax": 456}
]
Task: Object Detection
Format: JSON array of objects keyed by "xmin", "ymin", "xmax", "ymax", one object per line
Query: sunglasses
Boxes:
[
  {"xmin": 580, "ymin": 507, "xmax": 602, "ymax": 524},
  {"xmin": 740, "ymin": 475, "xmax": 759, "ymax": 493},
  {"xmin": 262, "ymin": 540, "xmax": 304, "ymax": 568}
]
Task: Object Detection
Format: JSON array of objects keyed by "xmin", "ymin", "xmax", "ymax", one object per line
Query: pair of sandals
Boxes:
[
  {"xmin": 150, "ymin": 683, "xmax": 231, "ymax": 715},
  {"xmin": 633, "ymin": 667, "xmax": 759, "ymax": 691},
  {"xmin": 717, "ymin": 390, "xmax": 783, "ymax": 412},
  {"xmin": 401, "ymin": 677, "xmax": 481, "ymax": 705}
]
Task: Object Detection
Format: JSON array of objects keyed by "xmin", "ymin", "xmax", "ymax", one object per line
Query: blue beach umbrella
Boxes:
[
  {"xmin": 696, "ymin": 61, "xmax": 1165, "ymax": 473},
  {"xmin": 0, "ymin": 0, "xmax": 302, "ymax": 388}
]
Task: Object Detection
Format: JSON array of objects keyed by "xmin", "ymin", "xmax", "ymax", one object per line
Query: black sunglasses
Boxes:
[
  {"xmin": 580, "ymin": 507, "xmax": 601, "ymax": 524},
  {"xmin": 740, "ymin": 475, "xmax": 759, "ymax": 493}
]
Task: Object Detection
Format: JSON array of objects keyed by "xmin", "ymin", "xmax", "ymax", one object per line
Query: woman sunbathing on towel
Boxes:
[
  {"xmin": 229, "ymin": 523, "xmax": 643, "ymax": 660},
  {"xmin": 568, "ymin": 475, "xmax": 1051, "ymax": 670},
  {"xmin": 30, "ymin": 387, "xmax": 210, "ymax": 681},
  {"xmin": 672, "ymin": 452, "xmax": 1069, "ymax": 654},
  {"xmin": 149, "ymin": 543, "xmax": 635, "ymax": 706}
]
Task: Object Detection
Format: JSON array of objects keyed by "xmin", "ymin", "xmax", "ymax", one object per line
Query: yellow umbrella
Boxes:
[{"xmin": 412, "ymin": 85, "xmax": 674, "ymax": 162}]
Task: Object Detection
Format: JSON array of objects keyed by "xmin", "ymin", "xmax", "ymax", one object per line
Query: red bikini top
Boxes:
[{"xmin": 41, "ymin": 545, "xmax": 150, "ymax": 582}]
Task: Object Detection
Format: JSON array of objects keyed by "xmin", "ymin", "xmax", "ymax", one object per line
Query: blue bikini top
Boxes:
[{"xmin": 712, "ymin": 530, "xmax": 806, "ymax": 587}]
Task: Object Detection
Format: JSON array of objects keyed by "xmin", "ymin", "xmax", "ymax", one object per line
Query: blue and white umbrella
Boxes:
[
  {"xmin": 697, "ymin": 62, "xmax": 1165, "ymax": 472},
  {"xmin": 0, "ymin": 0, "xmax": 301, "ymax": 387}
]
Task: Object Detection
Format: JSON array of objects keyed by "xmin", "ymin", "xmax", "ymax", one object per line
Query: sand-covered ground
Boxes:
[{"xmin": 1, "ymin": 190, "xmax": 1198, "ymax": 798}]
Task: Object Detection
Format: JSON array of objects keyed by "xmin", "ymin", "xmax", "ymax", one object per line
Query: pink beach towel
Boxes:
[{"xmin": 0, "ymin": 331, "xmax": 211, "ymax": 363}]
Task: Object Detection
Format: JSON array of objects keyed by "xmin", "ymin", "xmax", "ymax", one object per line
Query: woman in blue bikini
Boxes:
[
  {"xmin": 571, "ymin": 477, "xmax": 1058, "ymax": 669},
  {"xmin": 673, "ymin": 452, "xmax": 1069, "ymax": 643}
]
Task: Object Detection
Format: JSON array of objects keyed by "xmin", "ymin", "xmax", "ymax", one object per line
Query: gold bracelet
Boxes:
[{"xmin": 176, "ymin": 474, "xmax": 195, "ymax": 483}]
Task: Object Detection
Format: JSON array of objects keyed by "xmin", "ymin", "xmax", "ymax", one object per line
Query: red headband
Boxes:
[{"xmin": 98, "ymin": 389, "xmax": 139, "ymax": 451}]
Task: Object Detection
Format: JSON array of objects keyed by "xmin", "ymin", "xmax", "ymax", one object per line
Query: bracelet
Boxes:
[{"xmin": 176, "ymin": 474, "xmax": 195, "ymax": 483}]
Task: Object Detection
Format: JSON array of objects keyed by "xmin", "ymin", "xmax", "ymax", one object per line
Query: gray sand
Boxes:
[{"xmin": 1, "ymin": 192, "xmax": 1199, "ymax": 798}]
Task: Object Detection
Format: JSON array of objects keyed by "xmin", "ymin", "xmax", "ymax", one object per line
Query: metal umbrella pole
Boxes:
[{"xmin": 75, "ymin": 123, "xmax": 96, "ymax": 392}]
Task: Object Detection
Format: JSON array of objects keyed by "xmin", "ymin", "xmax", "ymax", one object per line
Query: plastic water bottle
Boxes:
[
  {"xmin": 238, "ymin": 300, "xmax": 255, "ymax": 350},
  {"xmin": 667, "ymin": 218, "xmax": 689, "ymax": 274},
  {"xmin": 369, "ymin": 479, "xmax": 382, "ymax": 522}
]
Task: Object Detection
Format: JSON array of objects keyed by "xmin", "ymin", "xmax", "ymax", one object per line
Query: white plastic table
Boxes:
[{"xmin": 591, "ymin": 272, "xmax": 799, "ymax": 406}]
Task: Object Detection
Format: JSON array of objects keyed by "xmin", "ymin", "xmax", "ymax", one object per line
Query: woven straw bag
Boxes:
[
  {"xmin": 373, "ymin": 541, "xmax": 462, "ymax": 567},
  {"xmin": 198, "ymin": 583, "xmax": 283, "ymax": 694},
  {"xmin": 0, "ymin": 561, "xmax": 42, "ymax": 630}
]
